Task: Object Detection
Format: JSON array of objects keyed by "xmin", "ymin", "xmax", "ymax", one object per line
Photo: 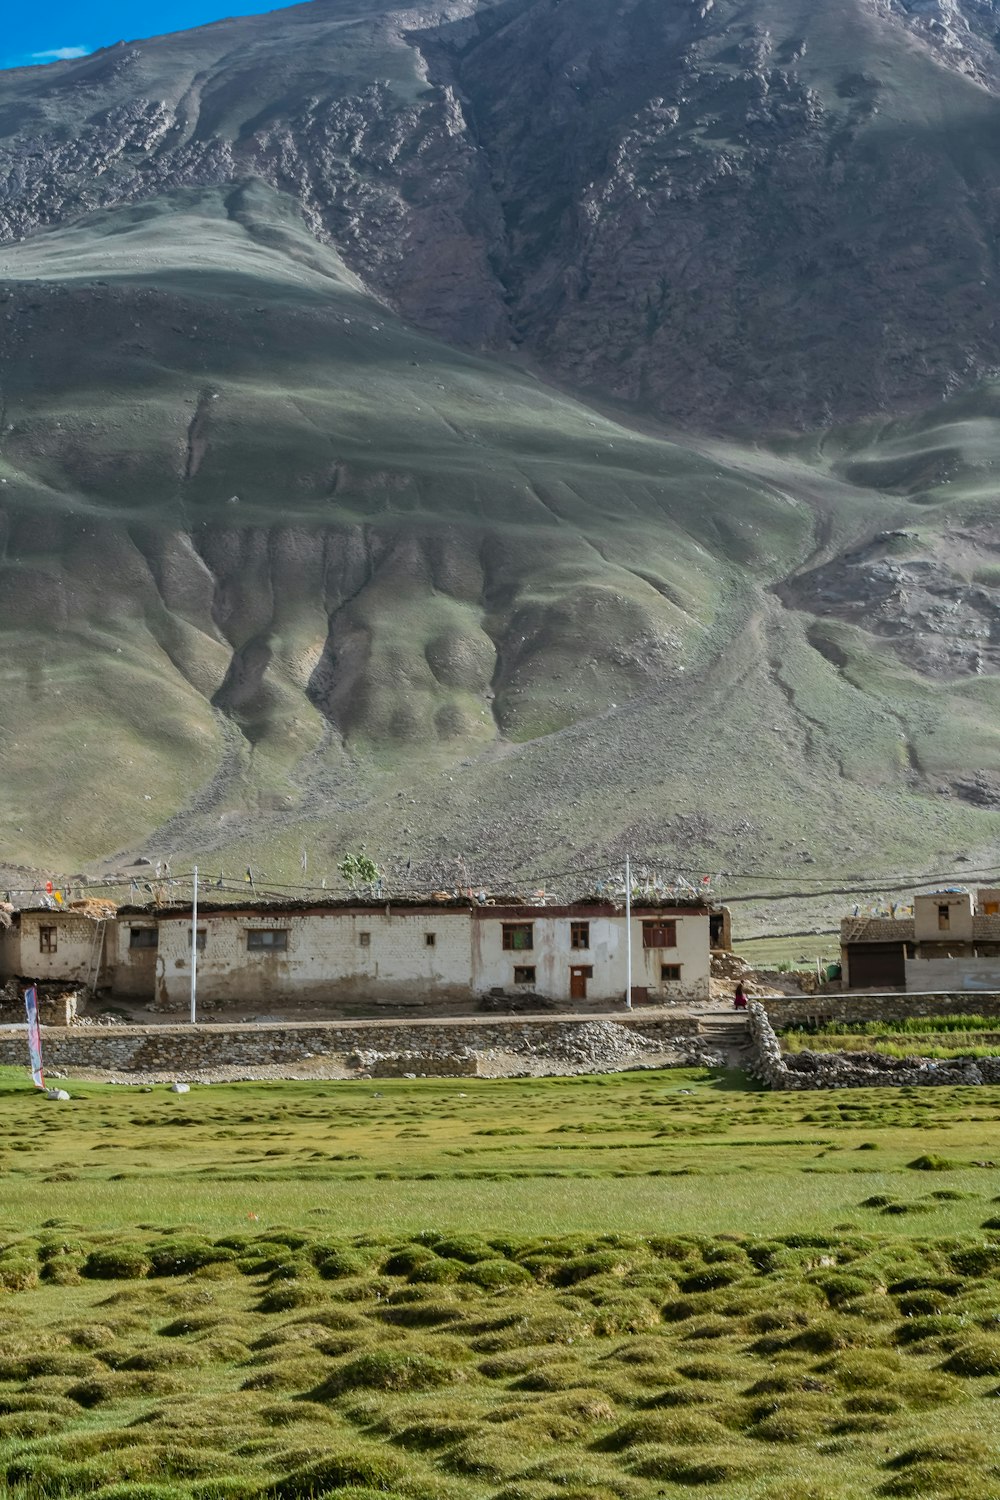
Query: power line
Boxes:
[{"xmin": 8, "ymin": 854, "xmax": 1000, "ymax": 909}]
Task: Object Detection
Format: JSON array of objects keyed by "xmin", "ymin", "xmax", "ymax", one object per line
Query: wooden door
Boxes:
[
  {"xmin": 846, "ymin": 942, "xmax": 906, "ymax": 989},
  {"xmin": 570, "ymin": 967, "xmax": 587, "ymax": 1000}
]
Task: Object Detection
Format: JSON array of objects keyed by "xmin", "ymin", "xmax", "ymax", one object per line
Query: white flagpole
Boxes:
[
  {"xmin": 625, "ymin": 854, "xmax": 632, "ymax": 1010},
  {"xmin": 190, "ymin": 865, "xmax": 198, "ymax": 1025}
]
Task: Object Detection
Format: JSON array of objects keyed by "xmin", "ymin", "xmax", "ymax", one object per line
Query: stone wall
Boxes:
[
  {"xmin": 745, "ymin": 1003, "xmax": 794, "ymax": 1089},
  {"xmin": 0, "ymin": 983, "xmax": 78, "ymax": 1027},
  {"xmin": 761, "ymin": 992, "xmax": 1000, "ymax": 1029},
  {"xmin": 39, "ymin": 991, "xmax": 77, "ymax": 1027},
  {"xmin": 0, "ymin": 1014, "xmax": 697, "ymax": 1074},
  {"xmin": 746, "ymin": 1000, "xmax": 1000, "ymax": 1090}
]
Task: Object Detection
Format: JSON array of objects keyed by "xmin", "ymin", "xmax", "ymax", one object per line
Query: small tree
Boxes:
[{"xmin": 339, "ymin": 850, "xmax": 382, "ymax": 894}]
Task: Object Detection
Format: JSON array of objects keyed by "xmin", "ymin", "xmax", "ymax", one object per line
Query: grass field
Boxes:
[
  {"xmin": 2, "ymin": 1065, "xmax": 1000, "ymax": 1497},
  {"xmin": 779, "ymin": 1016, "xmax": 1000, "ymax": 1061},
  {"xmin": 732, "ymin": 937, "xmax": 840, "ymax": 972}
]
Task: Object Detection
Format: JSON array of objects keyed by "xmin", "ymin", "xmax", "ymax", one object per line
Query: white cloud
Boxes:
[{"xmin": 30, "ymin": 45, "xmax": 90, "ymax": 62}]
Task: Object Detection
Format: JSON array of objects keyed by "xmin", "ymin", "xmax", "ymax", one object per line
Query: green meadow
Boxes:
[
  {"xmin": 2, "ymin": 1067, "xmax": 1000, "ymax": 1497},
  {"xmin": 779, "ymin": 1015, "xmax": 1000, "ymax": 1063}
]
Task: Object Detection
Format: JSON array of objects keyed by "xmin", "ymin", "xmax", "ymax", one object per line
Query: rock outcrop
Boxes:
[{"xmin": 5, "ymin": 0, "xmax": 1000, "ymax": 427}]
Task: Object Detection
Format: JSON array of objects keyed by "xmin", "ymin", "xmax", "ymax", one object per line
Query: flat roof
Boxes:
[{"xmin": 17, "ymin": 896, "xmax": 713, "ymax": 920}]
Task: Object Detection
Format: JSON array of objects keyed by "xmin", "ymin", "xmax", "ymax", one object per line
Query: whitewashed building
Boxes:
[
  {"xmin": 1, "ymin": 898, "xmax": 718, "ymax": 1011},
  {"xmin": 2, "ymin": 907, "xmax": 159, "ymax": 999},
  {"xmin": 154, "ymin": 902, "xmax": 473, "ymax": 1008},
  {"xmin": 471, "ymin": 904, "xmax": 711, "ymax": 1004}
]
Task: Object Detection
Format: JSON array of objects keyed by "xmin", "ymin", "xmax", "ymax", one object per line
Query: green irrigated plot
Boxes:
[{"xmin": 1, "ymin": 1068, "xmax": 999, "ymax": 1236}]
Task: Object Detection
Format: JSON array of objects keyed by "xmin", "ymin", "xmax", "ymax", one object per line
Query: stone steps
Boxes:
[{"xmin": 697, "ymin": 1016, "xmax": 750, "ymax": 1035}]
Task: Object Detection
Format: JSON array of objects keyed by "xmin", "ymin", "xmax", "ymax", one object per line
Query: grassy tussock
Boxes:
[
  {"xmin": 0, "ymin": 1225, "xmax": 995, "ymax": 1499},
  {"xmin": 0, "ymin": 1073, "xmax": 998, "ymax": 1497}
]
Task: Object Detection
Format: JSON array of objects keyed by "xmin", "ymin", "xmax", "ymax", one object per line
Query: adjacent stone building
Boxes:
[{"xmin": 841, "ymin": 887, "xmax": 1000, "ymax": 991}]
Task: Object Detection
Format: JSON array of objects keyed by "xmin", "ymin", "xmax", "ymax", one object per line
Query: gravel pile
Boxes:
[{"xmin": 347, "ymin": 1046, "xmax": 479, "ymax": 1078}]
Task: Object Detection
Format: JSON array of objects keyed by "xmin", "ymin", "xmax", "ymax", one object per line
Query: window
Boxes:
[
  {"xmin": 425, "ymin": 932, "xmax": 436, "ymax": 947},
  {"xmin": 247, "ymin": 929, "xmax": 288, "ymax": 952},
  {"xmin": 193, "ymin": 929, "xmax": 207, "ymax": 952},
  {"xmin": 358, "ymin": 931, "xmax": 371, "ymax": 947},
  {"xmin": 642, "ymin": 919, "xmax": 677, "ymax": 949},
  {"xmin": 570, "ymin": 921, "xmax": 590, "ymax": 950},
  {"xmin": 513, "ymin": 966, "xmax": 536, "ymax": 985},
  {"xmin": 984, "ymin": 902, "xmax": 1000, "ymax": 916},
  {"xmin": 129, "ymin": 928, "xmax": 158, "ymax": 950},
  {"xmin": 502, "ymin": 923, "xmax": 533, "ymax": 951},
  {"xmin": 661, "ymin": 964, "xmax": 682, "ymax": 982},
  {"xmin": 38, "ymin": 926, "xmax": 57, "ymax": 954},
  {"xmin": 938, "ymin": 904, "xmax": 950, "ymax": 931}
]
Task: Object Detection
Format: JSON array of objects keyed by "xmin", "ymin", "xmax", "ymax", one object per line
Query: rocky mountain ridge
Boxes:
[
  {"xmin": 5, "ymin": 0, "xmax": 1000, "ymax": 427},
  {"xmin": 5, "ymin": 0, "xmax": 1000, "ymax": 894}
]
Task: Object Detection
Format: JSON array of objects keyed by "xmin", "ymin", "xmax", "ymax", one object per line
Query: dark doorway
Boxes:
[{"xmin": 846, "ymin": 942, "xmax": 906, "ymax": 989}]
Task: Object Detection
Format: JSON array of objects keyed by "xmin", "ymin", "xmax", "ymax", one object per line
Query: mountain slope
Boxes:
[
  {"xmin": 3, "ymin": 0, "xmax": 1000, "ymax": 899},
  {"xmin": 6, "ymin": 0, "xmax": 1000, "ymax": 428},
  {"xmin": 0, "ymin": 180, "xmax": 811, "ymax": 868}
]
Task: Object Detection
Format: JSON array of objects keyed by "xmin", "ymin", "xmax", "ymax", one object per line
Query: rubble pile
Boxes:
[
  {"xmin": 476, "ymin": 1019, "xmax": 724, "ymax": 1076},
  {"xmin": 758, "ymin": 968, "xmax": 825, "ymax": 996},
  {"xmin": 343, "ymin": 1021, "xmax": 713, "ymax": 1078},
  {"xmin": 337, "ymin": 1020, "xmax": 727, "ymax": 1079},
  {"xmin": 347, "ymin": 1046, "xmax": 481, "ymax": 1078},
  {"xmin": 710, "ymin": 951, "xmax": 782, "ymax": 1000},
  {"xmin": 478, "ymin": 991, "xmax": 558, "ymax": 1014},
  {"xmin": 785, "ymin": 1050, "xmax": 998, "ymax": 1087}
]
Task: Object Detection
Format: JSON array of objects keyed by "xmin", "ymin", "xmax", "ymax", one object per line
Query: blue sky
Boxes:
[{"xmin": 1, "ymin": 1, "xmax": 294, "ymax": 70}]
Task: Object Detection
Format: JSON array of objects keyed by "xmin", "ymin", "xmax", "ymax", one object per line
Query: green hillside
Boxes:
[
  {"xmin": 2, "ymin": 0, "xmax": 1000, "ymax": 908},
  {"xmin": 0, "ymin": 184, "xmax": 801, "ymax": 867}
]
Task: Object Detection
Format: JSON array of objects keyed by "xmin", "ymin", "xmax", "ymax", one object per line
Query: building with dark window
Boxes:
[
  {"xmin": 841, "ymin": 888, "xmax": 1000, "ymax": 991},
  {"xmin": 1, "ymin": 896, "xmax": 729, "ymax": 1012}
]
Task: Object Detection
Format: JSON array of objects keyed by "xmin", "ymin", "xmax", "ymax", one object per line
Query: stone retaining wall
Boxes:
[
  {"xmin": 746, "ymin": 1001, "xmax": 1000, "ymax": 1090},
  {"xmin": 762, "ymin": 992, "xmax": 1000, "ymax": 1029},
  {"xmin": 746, "ymin": 1003, "xmax": 794, "ymax": 1089},
  {"xmin": 0, "ymin": 1014, "xmax": 696, "ymax": 1074}
]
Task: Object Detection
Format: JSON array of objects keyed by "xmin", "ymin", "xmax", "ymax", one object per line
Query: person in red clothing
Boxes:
[{"xmin": 733, "ymin": 982, "xmax": 748, "ymax": 1010}]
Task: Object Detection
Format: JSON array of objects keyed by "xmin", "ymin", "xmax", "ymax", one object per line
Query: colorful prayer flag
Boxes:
[{"xmin": 23, "ymin": 987, "xmax": 44, "ymax": 1090}]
